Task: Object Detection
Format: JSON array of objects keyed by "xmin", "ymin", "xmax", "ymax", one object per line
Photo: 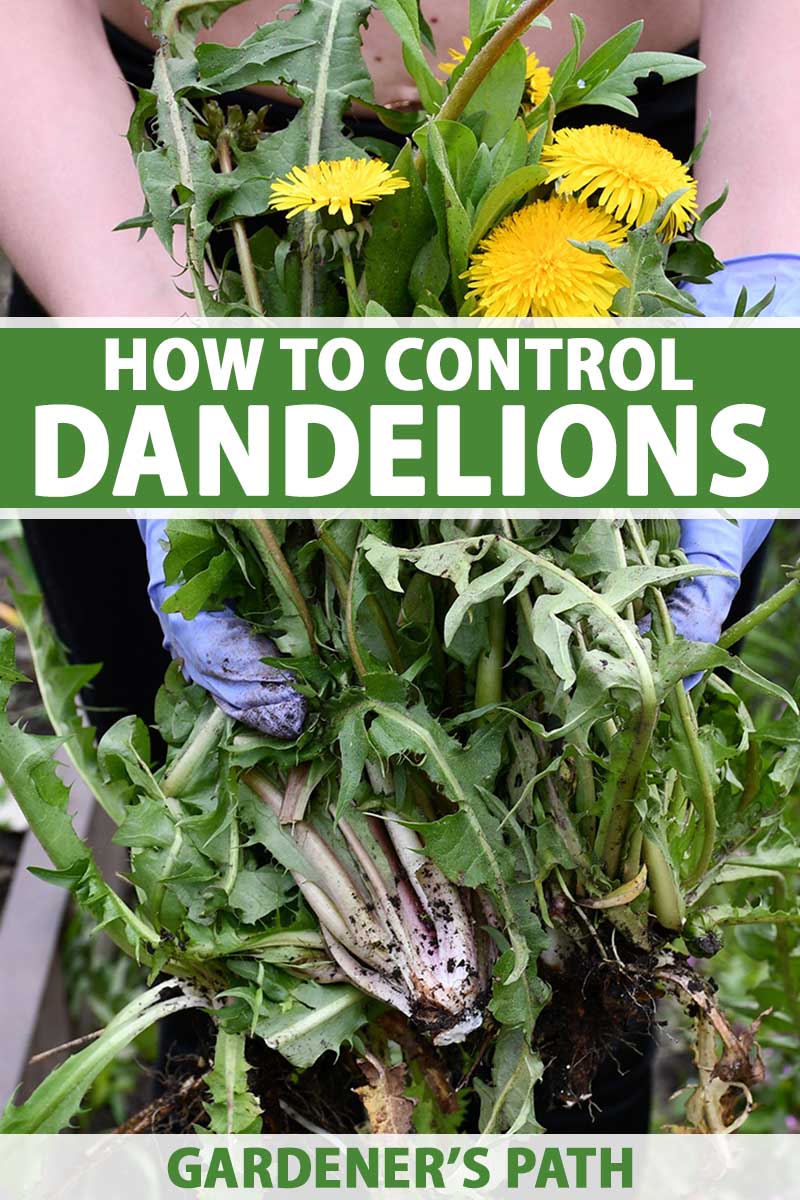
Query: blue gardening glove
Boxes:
[
  {"xmin": 684, "ymin": 254, "xmax": 800, "ymax": 317},
  {"xmin": 138, "ymin": 519, "xmax": 307, "ymax": 739},
  {"xmin": 667, "ymin": 519, "xmax": 773, "ymax": 650}
]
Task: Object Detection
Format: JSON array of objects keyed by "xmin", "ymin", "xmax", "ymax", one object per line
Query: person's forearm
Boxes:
[
  {"xmin": 696, "ymin": 0, "xmax": 800, "ymax": 258},
  {"xmin": 0, "ymin": 0, "xmax": 188, "ymax": 317}
]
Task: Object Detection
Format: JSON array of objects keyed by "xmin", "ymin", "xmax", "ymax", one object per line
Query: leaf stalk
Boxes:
[
  {"xmin": 718, "ymin": 577, "xmax": 800, "ymax": 650},
  {"xmin": 216, "ymin": 134, "xmax": 265, "ymax": 315},
  {"xmin": 436, "ymin": 0, "xmax": 557, "ymax": 124},
  {"xmin": 246, "ymin": 518, "xmax": 318, "ymax": 653}
]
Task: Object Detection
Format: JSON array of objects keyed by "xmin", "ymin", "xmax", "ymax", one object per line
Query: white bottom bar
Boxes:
[{"xmin": 1, "ymin": 1134, "xmax": 797, "ymax": 1200}]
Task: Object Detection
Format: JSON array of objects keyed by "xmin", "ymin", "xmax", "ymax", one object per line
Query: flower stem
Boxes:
[
  {"xmin": 642, "ymin": 836, "xmax": 685, "ymax": 930},
  {"xmin": 437, "ymin": 0, "xmax": 557, "ymax": 124},
  {"xmin": 217, "ymin": 135, "xmax": 265, "ymax": 315},
  {"xmin": 163, "ymin": 706, "xmax": 228, "ymax": 798},
  {"xmin": 339, "ymin": 238, "xmax": 363, "ymax": 317},
  {"xmin": 247, "ymin": 518, "xmax": 317, "ymax": 653},
  {"xmin": 152, "ymin": 49, "xmax": 214, "ymax": 316},
  {"xmin": 623, "ymin": 827, "xmax": 643, "ymax": 882},
  {"xmin": 718, "ymin": 577, "xmax": 800, "ymax": 650},
  {"xmin": 475, "ymin": 597, "xmax": 505, "ymax": 710},
  {"xmin": 737, "ymin": 740, "xmax": 760, "ymax": 816},
  {"xmin": 300, "ymin": 217, "xmax": 317, "ymax": 319}
]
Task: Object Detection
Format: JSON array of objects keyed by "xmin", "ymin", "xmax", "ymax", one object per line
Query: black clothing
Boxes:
[
  {"xmin": 22, "ymin": 519, "xmax": 169, "ymax": 737},
  {"xmin": 538, "ymin": 1030, "xmax": 655, "ymax": 1134}
]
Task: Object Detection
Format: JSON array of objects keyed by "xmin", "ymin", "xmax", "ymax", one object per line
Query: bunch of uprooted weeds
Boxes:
[{"xmin": 2, "ymin": 517, "xmax": 799, "ymax": 1134}]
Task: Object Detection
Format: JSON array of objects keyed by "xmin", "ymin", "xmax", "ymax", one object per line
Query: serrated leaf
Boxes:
[
  {"xmin": 202, "ymin": 1029, "xmax": 262, "ymax": 1133},
  {"xmin": 566, "ymin": 520, "xmax": 623, "ymax": 577},
  {"xmin": 655, "ymin": 641, "xmax": 798, "ymax": 712},
  {"xmin": 335, "ymin": 706, "xmax": 372, "ymax": 818},
  {"xmin": 667, "ymin": 237, "xmax": 724, "ymax": 284},
  {"xmin": 0, "ymin": 630, "xmax": 94, "ymax": 872},
  {"xmin": 558, "ymin": 21, "xmax": 644, "ymax": 111},
  {"xmin": 193, "ymin": 26, "xmax": 318, "ymax": 91},
  {"xmin": 205, "ymin": 0, "xmax": 376, "ymax": 227},
  {"xmin": 364, "ymin": 697, "xmax": 536, "ymax": 1014},
  {"xmin": 476, "ymin": 1027, "xmax": 544, "ymax": 1134},
  {"xmin": 144, "ymin": 51, "xmax": 239, "ymax": 307},
  {"xmin": 601, "ymin": 563, "xmax": 735, "ymax": 612},
  {"xmin": 113, "ymin": 795, "xmax": 175, "ymax": 850},
  {"xmin": 697, "ymin": 903, "xmax": 800, "ymax": 929},
  {"xmin": 565, "ymin": 49, "xmax": 704, "ymax": 115},
  {"xmin": 489, "ymin": 882, "xmax": 550, "ymax": 1029},
  {"xmin": 161, "ymin": 549, "xmax": 235, "ymax": 619},
  {"xmin": 12, "ymin": 588, "xmax": 123, "ymax": 824},
  {"xmin": 362, "ymin": 532, "xmax": 492, "ymax": 597},
  {"xmin": 146, "ymin": 0, "xmax": 253, "ymax": 47},
  {"xmin": 579, "ymin": 195, "xmax": 704, "ymax": 317},
  {"xmin": 228, "ymin": 865, "xmax": 296, "ymax": 925},
  {"xmin": 255, "ymin": 980, "xmax": 369, "ymax": 1068}
]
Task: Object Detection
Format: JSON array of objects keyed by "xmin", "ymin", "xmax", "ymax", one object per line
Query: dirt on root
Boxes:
[
  {"xmin": 117, "ymin": 1059, "xmax": 210, "ymax": 1134},
  {"xmin": 534, "ymin": 938, "xmax": 659, "ymax": 1113},
  {"xmin": 118, "ymin": 1044, "xmax": 370, "ymax": 1135},
  {"xmin": 248, "ymin": 1042, "xmax": 370, "ymax": 1133}
]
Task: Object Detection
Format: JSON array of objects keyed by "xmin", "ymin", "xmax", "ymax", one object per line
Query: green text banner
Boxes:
[{"xmin": 0, "ymin": 320, "xmax": 794, "ymax": 513}]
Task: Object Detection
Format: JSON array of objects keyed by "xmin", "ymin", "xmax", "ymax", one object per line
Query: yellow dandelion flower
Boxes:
[
  {"xmin": 525, "ymin": 51, "xmax": 552, "ymax": 107},
  {"xmin": 269, "ymin": 158, "xmax": 409, "ymax": 226},
  {"xmin": 439, "ymin": 36, "xmax": 471, "ymax": 77},
  {"xmin": 464, "ymin": 196, "xmax": 627, "ymax": 319},
  {"xmin": 541, "ymin": 125, "xmax": 698, "ymax": 239}
]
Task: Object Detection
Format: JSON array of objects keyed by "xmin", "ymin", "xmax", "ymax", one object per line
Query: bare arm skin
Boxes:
[
  {"xmin": 0, "ymin": 0, "xmax": 189, "ymax": 317},
  {"xmin": 695, "ymin": 0, "xmax": 800, "ymax": 258}
]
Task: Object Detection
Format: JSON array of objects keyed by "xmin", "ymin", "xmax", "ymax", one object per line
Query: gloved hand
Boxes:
[
  {"xmin": 667, "ymin": 519, "xmax": 773, "ymax": 647},
  {"xmin": 685, "ymin": 254, "xmax": 800, "ymax": 317},
  {"xmin": 138, "ymin": 519, "xmax": 307, "ymax": 739}
]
